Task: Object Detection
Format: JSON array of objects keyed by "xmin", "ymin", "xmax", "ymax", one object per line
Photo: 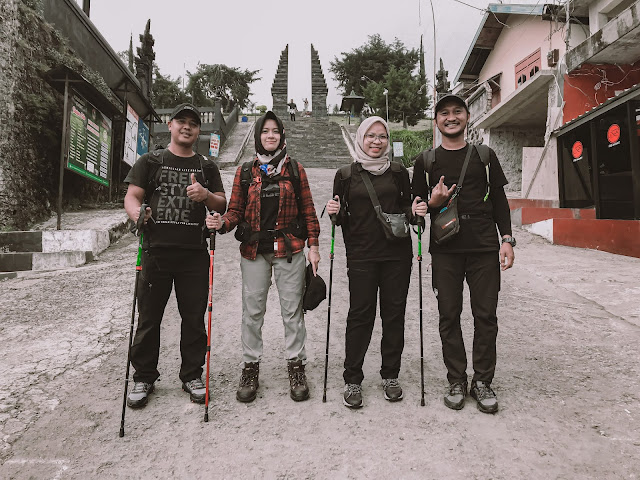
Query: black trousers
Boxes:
[
  {"xmin": 431, "ymin": 252, "xmax": 500, "ymax": 385},
  {"xmin": 131, "ymin": 248, "xmax": 209, "ymax": 384},
  {"xmin": 343, "ymin": 258, "xmax": 412, "ymax": 385}
]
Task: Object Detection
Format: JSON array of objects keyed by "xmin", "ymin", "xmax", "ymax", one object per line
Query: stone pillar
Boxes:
[
  {"xmin": 311, "ymin": 44, "xmax": 328, "ymax": 118},
  {"xmin": 135, "ymin": 19, "xmax": 155, "ymax": 100},
  {"xmin": 271, "ymin": 45, "xmax": 288, "ymax": 117}
]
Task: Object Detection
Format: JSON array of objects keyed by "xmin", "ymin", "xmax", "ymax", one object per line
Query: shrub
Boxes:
[
  {"xmin": 256, "ymin": 105, "xmax": 267, "ymax": 114},
  {"xmin": 389, "ymin": 129, "xmax": 432, "ymax": 168}
]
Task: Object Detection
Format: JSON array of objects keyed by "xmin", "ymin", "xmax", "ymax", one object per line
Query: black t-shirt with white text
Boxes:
[{"xmin": 125, "ymin": 150, "xmax": 224, "ymax": 249}]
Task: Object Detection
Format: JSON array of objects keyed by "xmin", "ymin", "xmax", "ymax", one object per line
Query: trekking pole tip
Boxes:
[
  {"xmin": 119, "ymin": 428, "xmax": 124, "ymax": 437},
  {"xmin": 420, "ymin": 398, "xmax": 425, "ymax": 407},
  {"xmin": 204, "ymin": 413, "xmax": 209, "ymax": 422}
]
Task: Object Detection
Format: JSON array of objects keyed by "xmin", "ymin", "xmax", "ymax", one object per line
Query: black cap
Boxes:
[
  {"xmin": 170, "ymin": 103, "xmax": 201, "ymax": 125},
  {"xmin": 303, "ymin": 263, "xmax": 326, "ymax": 311},
  {"xmin": 434, "ymin": 94, "xmax": 469, "ymax": 114}
]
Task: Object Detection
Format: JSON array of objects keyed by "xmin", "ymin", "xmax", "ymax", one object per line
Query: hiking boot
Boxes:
[
  {"xmin": 182, "ymin": 377, "xmax": 206, "ymax": 404},
  {"xmin": 127, "ymin": 381, "xmax": 154, "ymax": 408},
  {"xmin": 382, "ymin": 378, "xmax": 403, "ymax": 402},
  {"xmin": 343, "ymin": 383, "xmax": 363, "ymax": 409},
  {"xmin": 236, "ymin": 362, "xmax": 259, "ymax": 403},
  {"xmin": 470, "ymin": 380, "xmax": 499, "ymax": 414},
  {"xmin": 444, "ymin": 381, "xmax": 468, "ymax": 410},
  {"xmin": 287, "ymin": 360, "xmax": 310, "ymax": 402}
]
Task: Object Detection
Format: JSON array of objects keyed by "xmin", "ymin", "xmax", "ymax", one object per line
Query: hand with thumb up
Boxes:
[{"xmin": 186, "ymin": 172, "xmax": 209, "ymax": 202}]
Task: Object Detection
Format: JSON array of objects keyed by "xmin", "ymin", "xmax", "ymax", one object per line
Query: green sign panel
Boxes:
[{"xmin": 67, "ymin": 93, "xmax": 112, "ymax": 186}]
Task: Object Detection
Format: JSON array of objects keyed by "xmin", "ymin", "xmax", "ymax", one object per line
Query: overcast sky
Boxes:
[{"xmin": 75, "ymin": 0, "xmax": 492, "ymax": 111}]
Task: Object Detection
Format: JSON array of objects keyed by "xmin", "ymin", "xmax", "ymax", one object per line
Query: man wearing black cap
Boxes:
[
  {"xmin": 411, "ymin": 94, "xmax": 514, "ymax": 414},
  {"xmin": 123, "ymin": 103, "xmax": 227, "ymax": 408}
]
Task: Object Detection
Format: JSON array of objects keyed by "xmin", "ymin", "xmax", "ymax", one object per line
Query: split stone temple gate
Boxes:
[{"xmin": 271, "ymin": 44, "xmax": 328, "ymax": 118}]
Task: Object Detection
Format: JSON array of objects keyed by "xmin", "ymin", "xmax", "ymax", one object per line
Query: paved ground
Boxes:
[{"xmin": 1, "ymin": 166, "xmax": 639, "ymax": 479}]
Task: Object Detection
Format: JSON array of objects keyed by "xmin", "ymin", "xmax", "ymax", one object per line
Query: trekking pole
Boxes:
[
  {"xmin": 417, "ymin": 214, "xmax": 426, "ymax": 407},
  {"xmin": 119, "ymin": 204, "xmax": 148, "ymax": 438},
  {"xmin": 204, "ymin": 228, "xmax": 216, "ymax": 423},
  {"xmin": 322, "ymin": 213, "xmax": 337, "ymax": 403}
]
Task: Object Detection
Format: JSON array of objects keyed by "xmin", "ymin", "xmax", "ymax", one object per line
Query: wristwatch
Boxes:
[{"xmin": 502, "ymin": 236, "xmax": 516, "ymax": 247}]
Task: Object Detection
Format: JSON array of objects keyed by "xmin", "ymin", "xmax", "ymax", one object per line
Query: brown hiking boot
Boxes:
[
  {"xmin": 236, "ymin": 362, "xmax": 259, "ymax": 403},
  {"xmin": 287, "ymin": 360, "xmax": 310, "ymax": 402}
]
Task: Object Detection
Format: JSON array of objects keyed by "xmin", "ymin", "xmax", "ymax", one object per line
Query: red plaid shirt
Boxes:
[{"xmin": 222, "ymin": 157, "xmax": 320, "ymax": 260}]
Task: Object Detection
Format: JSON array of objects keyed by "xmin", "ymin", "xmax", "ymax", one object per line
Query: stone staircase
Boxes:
[{"xmin": 282, "ymin": 116, "xmax": 353, "ymax": 169}]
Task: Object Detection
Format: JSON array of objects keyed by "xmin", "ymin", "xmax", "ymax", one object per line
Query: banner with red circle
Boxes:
[
  {"xmin": 607, "ymin": 124, "xmax": 620, "ymax": 144},
  {"xmin": 571, "ymin": 141, "xmax": 583, "ymax": 159}
]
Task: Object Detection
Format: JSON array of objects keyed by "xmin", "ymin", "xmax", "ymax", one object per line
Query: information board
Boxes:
[{"xmin": 67, "ymin": 93, "xmax": 112, "ymax": 186}]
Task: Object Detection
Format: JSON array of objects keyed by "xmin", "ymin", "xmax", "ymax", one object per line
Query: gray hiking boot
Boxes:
[
  {"xmin": 470, "ymin": 380, "xmax": 499, "ymax": 413},
  {"xmin": 182, "ymin": 377, "xmax": 206, "ymax": 404},
  {"xmin": 127, "ymin": 381, "xmax": 154, "ymax": 408},
  {"xmin": 236, "ymin": 362, "xmax": 259, "ymax": 403},
  {"xmin": 382, "ymin": 378, "xmax": 403, "ymax": 402},
  {"xmin": 444, "ymin": 381, "xmax": 468, "ymax": 410},
  {"xmin": 343, "ymin": 383, "xmax": 363, "ymax": 409}
]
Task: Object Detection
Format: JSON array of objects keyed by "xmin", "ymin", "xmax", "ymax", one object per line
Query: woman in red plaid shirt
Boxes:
[{"xmin": 207, "ymin": 111, "xmax": 320, "ymax": 403}]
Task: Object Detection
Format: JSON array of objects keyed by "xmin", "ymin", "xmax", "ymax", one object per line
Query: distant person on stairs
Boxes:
[
  {"xmin": 206, "ymin": 110, "xmax": 320, "ymax": 403},
  {"xmin": 287, "ymin": 99, "xmax": 297, "ymax": 121}
]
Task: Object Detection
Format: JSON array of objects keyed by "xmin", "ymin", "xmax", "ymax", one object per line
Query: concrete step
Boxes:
[
  {"xmin": 0, "ymin": 251, "xmax": 94, "ymax": 272},
  {"xmin": 0, "ymin": 230, "xmax": 111, "ymax": 255}
]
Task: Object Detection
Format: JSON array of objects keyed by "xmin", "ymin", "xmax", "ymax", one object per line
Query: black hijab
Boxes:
[{"xmin": 254, "ymin": 111, "xmax": 286, "ymax": 156}]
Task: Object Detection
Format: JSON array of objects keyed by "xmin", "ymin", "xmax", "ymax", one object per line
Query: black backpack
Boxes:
[
  {"xmin": 144, "ymin": 148, "xmax": 216, "ymax": 202},
  {"xmin": 337, "ymin": 161, "xmax": 406, "ymax": 215},
  {"xmin": 419, "ymin": 144, "xmax": 491, "ymax": 201},
  {"xmin": 239, "ymin": 158, "xmax": 302, "ymax": 208},
  {"xmin": 235, "ymin": 158, "xmax": 308, "ymax": 262}
]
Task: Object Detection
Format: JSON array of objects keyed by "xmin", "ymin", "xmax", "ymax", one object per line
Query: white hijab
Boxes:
[{"xmin": 354, "ymin": 116, "xmax": 391, "ymax": 175}]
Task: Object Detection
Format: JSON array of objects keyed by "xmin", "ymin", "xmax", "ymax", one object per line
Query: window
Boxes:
[{"xmin": 515, "ymin": 49, "xmax": 541, "ymax": 89}]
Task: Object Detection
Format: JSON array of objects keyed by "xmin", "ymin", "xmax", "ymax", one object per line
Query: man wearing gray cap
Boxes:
[
  {"xmin": 123, "ymin": 103, "xmax": 227, "ymax": 408},
  {"xmin": 411, "ymin": 94, "xmax": 515, "ymax": 414}
]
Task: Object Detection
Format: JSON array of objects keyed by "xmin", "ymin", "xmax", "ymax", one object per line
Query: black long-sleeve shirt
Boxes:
[{"xmin": 411, "ymin": 144, "xmax": 512, "ymax": 253}]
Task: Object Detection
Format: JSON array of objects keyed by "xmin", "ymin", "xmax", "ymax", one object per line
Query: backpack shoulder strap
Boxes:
[
  {"xmin": 287, "ymin": 158, "xmax": 301, "ymax": 200},
  {"xmin": 422, "ymin": 149, "xmax": 435, "ymax": 188},
  {"xmin": 240, "ymin": 160, "xmax": 254, "ymax": 201},
  {"xmin": 474, "ymin": 144, "xmax": 491, "ymax": 201},
  {"xmin": 145, "ymin": 149, "xmax": 164, "ymax": 200}
]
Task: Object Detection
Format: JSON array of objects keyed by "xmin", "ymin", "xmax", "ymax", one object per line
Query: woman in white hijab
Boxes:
[{"xmin": 325, "ymin": 116, "xmax": 426, "ymax": 408}]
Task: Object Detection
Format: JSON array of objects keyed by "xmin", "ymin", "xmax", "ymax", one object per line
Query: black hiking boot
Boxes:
[
  {"xmin": 127, "ymin": 381, "xmax": 154, "ymax": 408},
  {"xmin": 470, "ymin": 380, "xmax": 499, "ymax": 413},
  {"xmin": 343, "ymin": 383, "xmax": 363, "ymax": 409},
  {"xmin": 382, "ymin": 378, "xmax": 403, "ymax": 402},
  {"xmin": 444, "ymin": 381, "xmax": 468, "ymax": 410},
  {"xmin": 287, "ymin": 360, "xmax": 310, "ymax": 402},
  {"xmin": 182, "ymin": 377, "xmax": 206, "ymax": 404},
  {"xmin": 236, "ymin": 362, "xmax": 259, "ymax": 403}
]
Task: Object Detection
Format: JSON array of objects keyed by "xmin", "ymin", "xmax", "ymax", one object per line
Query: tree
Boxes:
[
  {"xmin": 330, "ymin": 34, "xmax": 429, "ymax": 126},
  {"xmin": 186, "ymin": 64, "xmax": 260, "ymax": 112},
  {"xmin": 152, "ymin": 66, "xmax": 190, "ymax": 109},
  {"xmin": 362, "ymin": 67, "xmax": 428, "ymax": 126}
]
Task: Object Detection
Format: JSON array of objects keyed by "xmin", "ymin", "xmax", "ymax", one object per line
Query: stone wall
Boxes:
[
  {"xmin": 0, "ymin": 0, "xmax": 21, "ymax": 227},
  {"xmin": 486, "ymin": 128, "xmax": 545, "ymax": 192}
]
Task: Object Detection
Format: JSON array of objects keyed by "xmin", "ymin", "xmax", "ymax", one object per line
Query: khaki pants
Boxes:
[{"xmin": 240, "ymin": 251, "xmax": 307, "ymax": 365}]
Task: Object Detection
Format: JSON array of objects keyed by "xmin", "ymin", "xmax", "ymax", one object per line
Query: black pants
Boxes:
[
  {"xmin": 431, "ymin": 252, "xmax": 500, "ymax": 385},
  {"xmin": 343, "ymin": 258, "xmax": 412, "ymax": 385},
  {"xmin": 131, "ymin": 248, "xmax": 209, "ymax": 384}
]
